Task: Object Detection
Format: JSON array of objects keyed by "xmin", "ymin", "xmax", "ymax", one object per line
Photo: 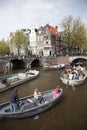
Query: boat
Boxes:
[
  {"xmin": 60, "ymin": 73, "xmax": 87, "ymax": 86},
  {"xmin": 0, "ymin": 70, "xmax": 39, "ymax": 93},
  {"xmin": 43, "ymin": 63, "xmax": 65, "ymax": 70},
  {"xmin": 0, "ymin": 88, "xmax": 63, "ymax": 119},
  {"xmin": 57, "ymin": 64, "xmax": 65, "ymax": 69}
]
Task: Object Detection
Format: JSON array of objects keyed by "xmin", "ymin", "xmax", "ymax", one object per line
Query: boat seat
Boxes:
[
  {"xmin": 20, "ymin": 102, "xmax": 36, "ymax": 111},
  {"xmin": 4, "ymin": 108, "xmax": 11, "ymax": 112},
  {"xmin": 45, "ymin": 95, "xmax": 53, "ymax": 102},
  {"xmin": 3, "ymin": 106, "xmax": 11, "ymax": 113}
]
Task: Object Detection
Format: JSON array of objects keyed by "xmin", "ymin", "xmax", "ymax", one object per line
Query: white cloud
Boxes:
[{"xmin": 0, "ymin": 0, "xmax": 87, "ymax": 40}]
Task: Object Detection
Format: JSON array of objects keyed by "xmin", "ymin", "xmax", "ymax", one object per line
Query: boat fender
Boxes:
[{"xmin": 26, "ymin": 99, "xmax": 33, "ymax": 103}]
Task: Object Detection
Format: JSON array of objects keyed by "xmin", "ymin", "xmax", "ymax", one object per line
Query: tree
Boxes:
[
  {"xmin": 11, "ymin": 30, "xmax": 27, "ymax": 55},
  {"xmin": 61, "ymin": 15, "xmax": 87, "ymax": 55},
  {"xmin": 0, "ymin": 40, "xmax": 10, "ymax": 55},
  {"xmin": 72, "ymin": 17, "xmax": 87, "ymax": 54},
  {"xmin": 61, "ymin": 15, "xmax": 73, "ymax": 54}
]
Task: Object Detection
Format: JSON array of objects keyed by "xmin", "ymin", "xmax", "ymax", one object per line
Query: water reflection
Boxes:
[{"xmin": 0, "ymin": 67, "xmax": 87, "ymax": 130}]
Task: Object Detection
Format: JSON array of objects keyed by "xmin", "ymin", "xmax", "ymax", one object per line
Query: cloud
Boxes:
[{"xmin": 0, "ymin": 0, "xmax": 87, "ymax": 40}]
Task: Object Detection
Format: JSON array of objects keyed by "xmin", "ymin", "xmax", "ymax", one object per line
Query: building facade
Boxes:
[
  {"xmin": 29, "ymin": 24, "xmax": 58, "ymax": 57},
  {"xmin": 10, "ymin": 24, "xmax": 63, "ymax": 57}
]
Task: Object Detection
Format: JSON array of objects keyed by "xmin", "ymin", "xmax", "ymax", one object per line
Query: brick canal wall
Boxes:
[
  {"xmin": 42, "ymin": 56, "xmax": 70, "ymax": 65},
  {"xmin": 0, "ymin": 61, "xmax": 6, "ymax": 73}
]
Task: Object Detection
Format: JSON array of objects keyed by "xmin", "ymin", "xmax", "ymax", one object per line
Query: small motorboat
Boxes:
[
  {"xmin": 60, "ymin": 64, "xmax": 87, "ymax": 89},
  {"xmin": 43, "ymin": 63, "xmax": 65, "ymax": 70},
  {"xmin": 57, "ymin": 64, "xmax": 65, "ymax": 69},
  {"xmin": 60, "ymin": 73, "xmax": 87, "ymax": 86},
  {"xmin": 0, "ymin": 88, "xmax": 63, "ymax": 119},
  {"xmin": 60, "ymin": 75, "xmax": 87, "ymax": 86},
  {"xmin": 0, "ymin": 70, "xmax": 39, "ymax": 93}
]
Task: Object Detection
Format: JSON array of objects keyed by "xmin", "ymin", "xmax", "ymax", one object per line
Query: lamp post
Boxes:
[{"xmin": 58, "ymin": 36, "xmax": 61, "ymax": 56}]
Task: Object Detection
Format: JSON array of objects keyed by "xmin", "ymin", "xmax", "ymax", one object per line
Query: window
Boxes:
[{"xmin": 46, "ymin": 41, "xmax": 48, "ymax": 44}]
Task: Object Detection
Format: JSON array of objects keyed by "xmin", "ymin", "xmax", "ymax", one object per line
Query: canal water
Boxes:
[{"xmin": 0, "ymin": 67, "xmax": 87, "ymax": 130}]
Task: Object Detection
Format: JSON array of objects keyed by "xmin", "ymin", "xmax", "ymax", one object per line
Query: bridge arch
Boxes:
[
  {"xmin": 69, "ymin": 56, "xmax": 87, "ymax": 65},
  {"xmin": 10, "ymin": 59, "xmax": 26, "ymax": 69},
  {"xmin": 4, "ymin": 59, "xmax": 26, "ymax": 73},
  {"xmin": 30, "ymin": 58, "xmax": 41, "ymax": 67},
  {"xmin": 3, "ymin": 58, "xmax": 41, "ymax": 73}
]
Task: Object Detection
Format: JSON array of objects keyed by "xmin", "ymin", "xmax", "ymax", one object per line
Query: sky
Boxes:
[{"xmin": 0, "ymin": 0, "xmax": 87, "ymax": 40}]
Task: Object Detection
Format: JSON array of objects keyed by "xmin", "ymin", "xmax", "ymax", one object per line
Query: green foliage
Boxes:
[
  {"xmin": 0, "ymin": 40, "xmax": 10, "ymax": 55},
  {"xmin": 61, "ymin": 15, "xmax": 87, "ymax": 54},
  {"xmin": 11, "ymin": 30, "xmax": 27, "ymax": 55},
  {"xmin": 61, "ymin": 15, "xmax": 73, "ymax": 48}
]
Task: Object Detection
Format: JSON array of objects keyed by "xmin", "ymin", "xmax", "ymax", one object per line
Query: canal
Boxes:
[{"xmin": 0, "ymin": 67, "xmax": 87, "ymax": 130}]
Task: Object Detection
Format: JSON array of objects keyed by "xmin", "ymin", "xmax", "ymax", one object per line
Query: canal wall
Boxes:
[
  {"xmin": 42, "ymin": 56, "xmax": 69, "ymax": 65},
  {"xmin": 0, "ymin": 61, "xmax": 6, "ymax": 73}
]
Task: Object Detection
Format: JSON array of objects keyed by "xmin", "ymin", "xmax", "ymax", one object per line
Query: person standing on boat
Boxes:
[
  {"xmin": 34, "ymin": 88, "xmax": 45, "ymax": 104},
  {"xmin": 10, "ymin": 89, "xmax": 20, "ymax": 112}
]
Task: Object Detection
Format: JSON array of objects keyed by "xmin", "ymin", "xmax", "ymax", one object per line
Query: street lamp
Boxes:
[{"xmin": 58, "ymin": 36, "xmax": 61, "ymax": 56}]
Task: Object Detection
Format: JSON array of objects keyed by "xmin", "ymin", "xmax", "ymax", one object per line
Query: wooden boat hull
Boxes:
[
  {"xmin": 0, "ymin": 89, "xmax": 63, "ymax": 119},
  {"xmin": 0, "ymin": 70, "xmax": 39, "ymax": 93}
]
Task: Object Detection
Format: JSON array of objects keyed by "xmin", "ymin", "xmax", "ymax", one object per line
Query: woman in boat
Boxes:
[
  {"xmin": 33, "ymin": 88, "xmax": 45, "ymax": 104},
  {"xmin": 53, "ymin": 86, "xmax": 61, "ymax": 97},
  {"xmin": 10, "ymin": 89, "xmax": 20, "ymax": 112}
]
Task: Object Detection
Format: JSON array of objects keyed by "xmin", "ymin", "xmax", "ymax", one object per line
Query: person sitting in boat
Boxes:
[
  {"xmin": 79, "ymin": 72, "xmax": 84, "ymax": 79},
  {"xmin": 76, "ymin": 65, "xmax": 82, "ymax": 71},
  {"xmin": 48, "ymin": 63, "xmax": 51, "ymax": 67},
  {"xmin": 33, "ymin": 88, "xmax": 45, "ymax": 104},
  {"xmin": 62, "ymin": 71, "xmax": 68, "ymax": 79},
  {"xmin": 68, "ymin": 73, "xmax": 74, "ymax": 80},
  {"xmin": 10, "ymin": 89, "xmax": 20, "ymax": 112},
  {"xmin": 74, "ymin": 73, "xmax": 79, "ymax": 80},
  {"xmin": 53, "ymin": 86, "xmax": 61, "ymax": 98}
]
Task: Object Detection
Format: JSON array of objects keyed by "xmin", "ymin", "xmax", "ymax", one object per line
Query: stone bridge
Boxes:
[
  {"xmin": 0, "ymin": 55, "xmax": 87, "ymax": 73},
  {"xmin": 69, "ymin": 56, "xmax": 87, "ymax": 63},
  {"xmin": 0, "ymin": 56, "xmax": 42, "ymax": 73}
]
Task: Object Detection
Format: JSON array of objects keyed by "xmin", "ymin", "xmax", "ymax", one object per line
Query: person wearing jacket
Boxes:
[{"xmin": 10, "ymin": 89, "xmax": 20, "ymax": 112}]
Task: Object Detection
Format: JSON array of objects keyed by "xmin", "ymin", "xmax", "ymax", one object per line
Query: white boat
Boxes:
[
  {"xmin": 60, "ymin": 73, "xmax": 87, "ymax": 86},
  {"xmin": 43, "ymin": 64, "xmax": 65, "ymax": 70},
  {"xmin": 57, "ymin": 64, "xmax": 65, "ymax": 69},
  {"xmin": 0, "ymin": 70, "xmax": 39, "ymax": 93}
]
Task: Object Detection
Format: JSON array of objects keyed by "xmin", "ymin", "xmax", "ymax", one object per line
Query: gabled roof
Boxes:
[{"xmin": 48, "ymin": 25, "xmax": 58, "ymax": 35}]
